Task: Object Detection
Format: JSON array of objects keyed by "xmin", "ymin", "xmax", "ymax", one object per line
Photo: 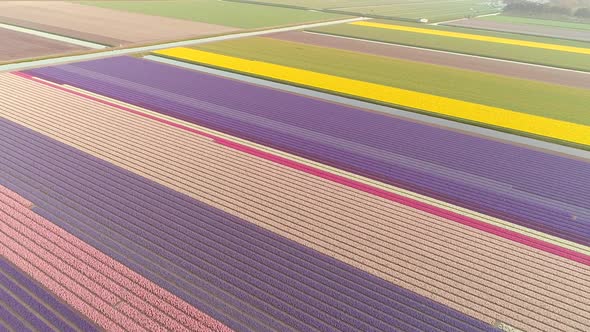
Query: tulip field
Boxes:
[
  {"xmin": 156, "ymin": 39, "xmax": 590, "ymax": 148},
  {"xmin": 0, "ymin": 50, "xmax": 588, "ymax": 330},
  {"xmin": 311, "ymin": 20, "xmax": 590, "ymax": 71},
  {"xmin": 1, "ymin": 2, "xmax": 589, "ymax": 332}
]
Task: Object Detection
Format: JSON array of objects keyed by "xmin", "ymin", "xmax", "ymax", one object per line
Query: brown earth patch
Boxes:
[
  {"xmin": 268, "ymin": 31, "xmax": 590, "ymax": 89},
  {"xmin": 0, "ymin": 1, "xmax": 240, "ymax": 46},
  {"xmin": 446, "ymin": 18, "xmax": 590, "ymax": 42},
  {"xmin": 0, "ymin": 27, "xmax": 87, "ymax": 62}
]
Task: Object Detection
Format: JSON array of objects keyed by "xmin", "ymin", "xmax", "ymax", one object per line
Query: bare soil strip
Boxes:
[
  {"xmin": 0, "ymin": 27, "xmax": 87, "ymax": 62},
  {"xmin": 268, "ymin": 31, "xmax": 590, "ymax": 89},
  {"xmin": 0, "ymin": 1, "xmax": 240, "ymax": 46},
  {"xmin": 446, "ymin": 19, "xmax": 590, "ymax": 42}
]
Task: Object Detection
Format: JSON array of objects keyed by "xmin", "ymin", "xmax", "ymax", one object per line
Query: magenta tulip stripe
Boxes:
[
  {"xmin": 2, "ymin": 54, "xmax": 590, "ymax": 332},
  {"xmin": 25, "ymin": 57, "xmax": 590, "ymax": 248}
]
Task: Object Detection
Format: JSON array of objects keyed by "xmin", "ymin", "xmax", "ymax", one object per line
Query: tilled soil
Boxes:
[
  {"xmin": 0, "ymin": 1, "xmax": 240, "ymax": 46},
  {"xmin": 0, "ymin": 27, "xmax": 87, "ymax": 62}
]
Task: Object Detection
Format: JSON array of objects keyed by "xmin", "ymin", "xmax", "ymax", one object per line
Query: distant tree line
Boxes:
[{"xmin": 503, "ymin": 0, "xmax": 590, "ymax": 18}]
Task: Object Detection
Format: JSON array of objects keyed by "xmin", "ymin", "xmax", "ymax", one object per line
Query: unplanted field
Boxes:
[
  {"xmin": 189, "ymin": 37, "xmax": 590, "ymax": 127},
  {"xmin": 231, "ymin": 0, "xmax": 498, "ymax": 22},
  {"xmin": 481, "ymin": 15, "xmax": 590, "ymax": 31},
  {"xmin": 446, "ymin": 18, "xmax": 590, "ymax": 42},
  {"xmin": 310, "ymin": 21, "xmax": 590, "ymax": 71},
  {"xmin": 0, "ymin": 1, "xmax": 239, "ymax": 46},
  {"xmin": 270, "ymin": 31, "xmax": 590, "ymax": 89},
  {"xmin": 0, "ymin": 27, "xmax": 87, "ymax": 62},
  {"xmin": 77, "ymin": 0, "xmax": 347, "ymax": 29}
]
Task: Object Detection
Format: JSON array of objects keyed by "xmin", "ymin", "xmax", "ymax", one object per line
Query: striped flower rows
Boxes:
[
  {"xmin": 25, "ymin": 57, "xmax": 590, "ymax": 249},
  {"xmin": 2, "ymin": 69, "xmax": 590, "ymax": 331}
]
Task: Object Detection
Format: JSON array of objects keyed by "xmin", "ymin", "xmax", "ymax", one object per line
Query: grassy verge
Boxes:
[
  {"xmin": 309, "ymin": 22, "xmax": 590, "ymax": 71},
  {"xmin": 190, "ymin": 37, "xmax": 590, "ymax": 126},
  {"xmin": 77, "ymin": 0, "xmax": 347, "ymax": 29}
]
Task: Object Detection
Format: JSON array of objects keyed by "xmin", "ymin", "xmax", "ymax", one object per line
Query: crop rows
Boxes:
[
  {"xmin": 1, "ymin": 72, "xmax": 589, "ymax": 331},
  {"xmin": 0, "ymin": 113, "xmax": 501, "ymax": 332},
  {"xmin": 310, "ymin": 22, "xmax": 590, "ymax": 71},
  {"xmin": 154, "ymin": 47, "xmax": 590, "ymax": 147},
  {"xmin": 25, "ymin": 57, "xmax": 590, "ymax": 248},
  {"xmin": 0, "ymin": 222, "xmax": 97, "ymax": 332},
  {"xmin": 0, "ymin": 181, "xmax": 228, "ymax": 332},
  {"xmin": 269, "ymin": 31, "xmax": 590, "ymax": 89}
]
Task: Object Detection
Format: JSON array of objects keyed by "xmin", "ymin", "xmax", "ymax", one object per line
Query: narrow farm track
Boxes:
[
  {"xmin": 0, "ymin": 16, "xmax": 366, "ymax": 73},
  {"xmin": 1, "ymin": 74, "xmax": 590, "ymax": 331},
  {"xmin": 25, "ymin": 57, "xmax": 590, "ymax": 249},
  {"xmin": 0, "ymin": 186, "xmax": 230, "ymax": 332}
]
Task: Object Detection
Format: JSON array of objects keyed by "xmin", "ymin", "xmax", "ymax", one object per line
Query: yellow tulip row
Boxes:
[{"xmin": 351, "ymin": 21, "xmax": 590, "ymax": 55}]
